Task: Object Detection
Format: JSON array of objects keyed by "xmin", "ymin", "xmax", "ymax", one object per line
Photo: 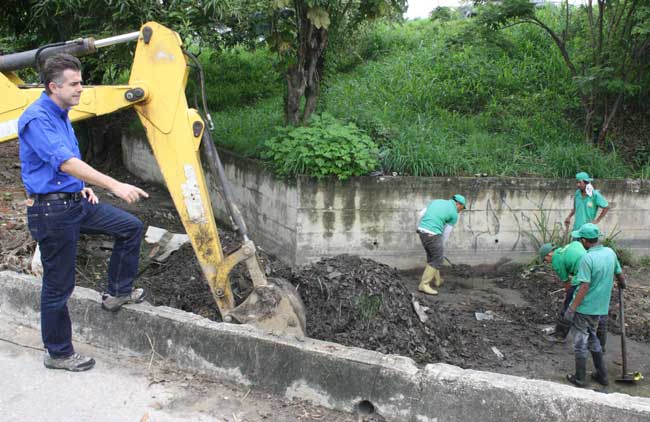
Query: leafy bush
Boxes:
[{"xmin": 262, "ymin": 113, "xmax": 379, "ymax": 180}]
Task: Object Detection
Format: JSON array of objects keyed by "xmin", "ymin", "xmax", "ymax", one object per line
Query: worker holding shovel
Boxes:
[
  {"xmin": 416, "ymin": 194, "xmax": 466, "ymax": 295},
  {"xmin": 539, "ymin": 239, "xmax": 586, "ymax": 341},
  {"xmin": 563, "ymin": 223, "xmax": 626, "ymax": 388}
]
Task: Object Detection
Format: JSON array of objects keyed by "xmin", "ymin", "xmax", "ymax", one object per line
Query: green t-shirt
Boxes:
[
  {"xmin": 551, "ymin": 241, "xmax": 586, "ymax": 284},
  {"xmin": 418, "ymin": 199, "xmax": 458, "ymax": 235},
  {"xmin": 573, "ymin": 189, "xmax": 608, "ymax": 230},
  {"xmin": 572, "ymin": 245, "xmax": 622, "ymax": 315}
]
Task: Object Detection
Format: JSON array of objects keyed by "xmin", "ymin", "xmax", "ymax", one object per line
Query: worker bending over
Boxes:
[
  {"xmin": 416, "ymin": 194, "xmax": 466, "ymax": 295},
  {"xmin": 539, "ymin": 240, "xmax": 586, "ymax": 341}
]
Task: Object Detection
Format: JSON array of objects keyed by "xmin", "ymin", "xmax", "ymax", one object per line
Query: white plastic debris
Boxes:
[
  {"xmin": 412, "ymin": 299, "xmax": 430, "ymax": 323},
  {"xmin": 475, "ymin": 310, "xmax": 496, "ymax": 321},
  {"xmin": 144, "ymin": 226, "xmax": 190, "ymax": 262},
  {"xmin": 491, "ymin": 346, "xmax": 504, "ymax": 360},
  {"xmin": 31, "ymin": 244, "xmax": 42, "ymax": 277}
]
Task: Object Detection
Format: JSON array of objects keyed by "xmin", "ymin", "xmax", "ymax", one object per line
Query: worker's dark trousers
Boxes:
[
  {"xmin": 27, "ymin": 198, "xmax": 143, "ymax": 357},
  {"xmin": 418, "ymin": 231, "xmax": 444, "ymax": 269},
  {"xmin": 572, "ymin": 313, "xmax": 602, "ymax": 359}
]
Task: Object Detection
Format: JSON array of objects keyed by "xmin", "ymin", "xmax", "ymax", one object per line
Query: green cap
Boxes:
[
  {"xmin": 538, "ymin": 243, "xmax": 556, "ymax": 260},
  {"xmin": 576, "ymin": 171, "xmax": 592, "ymax": 182},
  {"xmin": 572, "ymin": 223, "xmax": 601, "ymax": 239},
  {"xmin": 453, "ymin": 194, "xmax": 466, "ymax": 207}
]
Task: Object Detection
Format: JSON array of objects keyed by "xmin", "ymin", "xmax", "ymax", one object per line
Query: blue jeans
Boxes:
[
  {"xmin": 572, "ymin": 313, "xmax": 603, "ymax": 359},
  {"xmin": 27, "ymin": 197, "xmax": 144, "ymax": 357}
]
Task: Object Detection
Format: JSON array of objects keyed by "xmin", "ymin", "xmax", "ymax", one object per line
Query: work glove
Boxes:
[
  {"xmin": 618, "ymin": 279, "xmax": 627, "ymax": 290},
  {"xmin": 563, "ymin": 307, "xmax": 576, "ymax": 323}
]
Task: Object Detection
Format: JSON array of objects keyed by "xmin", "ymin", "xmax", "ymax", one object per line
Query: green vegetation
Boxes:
[
  {"xmin": 602, "ymin": 226, "xmax": 635, "ymax": 267},
  {"xmin": 262, "ymin": 113, "xmax": 379, "ymax": 180},
  {"xmin": 213, "ymin": 14, "xmax": 636, "ymax": 178}
]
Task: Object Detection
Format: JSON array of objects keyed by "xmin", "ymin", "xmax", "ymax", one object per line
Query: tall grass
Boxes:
[{"xmin": 210, "ymin": 14, "xmax": 632, "ymax": 177}]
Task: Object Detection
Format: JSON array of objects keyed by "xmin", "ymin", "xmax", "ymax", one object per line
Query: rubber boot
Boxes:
[
  {"xmin": 567, "ymin": 357, "xmax": 587, "ymax": 387},
  {"xmin": 596, "ymin": 319, "xmax": 607, "ymax": 354},
  {"xmin": 418, "ymin": 265, "xmax": 438, "ymax": 295},
  {"xmin": 432, "ymin": 267, "xmax": 444, "ymax": 288},
  {"xmin": 590, "ymin": 351, "xmax": 609, "ymax": 386}
]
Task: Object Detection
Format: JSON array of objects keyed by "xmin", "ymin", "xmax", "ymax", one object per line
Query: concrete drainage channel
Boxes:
[{"xmin": 2, "ymin": 271, "xmax": 650, "ymax": 422}]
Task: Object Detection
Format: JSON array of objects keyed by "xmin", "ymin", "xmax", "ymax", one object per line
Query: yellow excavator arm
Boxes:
[{"xmin": 0, "ymin": 22, "xmax": 305, "ymax": 337}]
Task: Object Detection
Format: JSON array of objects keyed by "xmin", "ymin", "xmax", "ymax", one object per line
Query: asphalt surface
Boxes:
[{"xmin": 0, "ymin": 317, "xmax": 357, "ymax": 422}]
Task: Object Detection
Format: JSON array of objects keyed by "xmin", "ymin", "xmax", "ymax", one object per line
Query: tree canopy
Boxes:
[{"xmin": 474, "ymin": 0, "xmax": 650, "ymax": 145}]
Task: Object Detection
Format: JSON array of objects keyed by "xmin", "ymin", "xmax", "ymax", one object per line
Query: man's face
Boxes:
[
  {"xmin": 576, "ymin": 180, "xmax": 587, "ymax": 192},
  {"xmin": 544, "ymin": 252, "xmax": 553, "ymax": 264},
  {"xmin": 456, "ymin": 203, "xmax": 465, "ymax": 213},
  {"xmin": 49, "ymin": 69, "xmax": 83, "ymax": 109}
]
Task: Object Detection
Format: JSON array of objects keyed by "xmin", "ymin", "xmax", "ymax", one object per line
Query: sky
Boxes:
[
  {"xmin": 404, "ymin": 0, "xmax": 587, "ymax": 19},
  {"xmin": 405, "ymin": 0, "xmax": 466, "ymax": 19}
]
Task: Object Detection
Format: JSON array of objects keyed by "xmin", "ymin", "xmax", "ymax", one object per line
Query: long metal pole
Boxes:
[
  {"xmin": 0, "ymin": 31, "xmax": 140, "ymax": 73},
  {"xmin": 94, "ymin": 32, "xmax": 140, "ymax": 48}
]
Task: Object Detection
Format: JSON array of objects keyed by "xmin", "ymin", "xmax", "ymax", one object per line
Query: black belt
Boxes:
[{"xmin": 30, "ymin": 192, "xmax": 82, "ymax": 202}]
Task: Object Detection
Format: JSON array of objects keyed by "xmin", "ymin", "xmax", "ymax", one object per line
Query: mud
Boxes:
[{"xmin": 1, "ymin": 141, "xmax": 649, "ymax": 397}]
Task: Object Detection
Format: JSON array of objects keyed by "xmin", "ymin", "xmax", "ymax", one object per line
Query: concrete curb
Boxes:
[{"xmin": 2, "ymin": 271, "xmax": 650, "ymax": 422}]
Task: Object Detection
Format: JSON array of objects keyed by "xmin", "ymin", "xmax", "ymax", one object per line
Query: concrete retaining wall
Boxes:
[
  {"xmin": 122, "ymin": 135, "xmax": 650, "ymax": 269},
  {"xmin": 3, "ymin": 271, "xmax": 650, "ymax": 422}
]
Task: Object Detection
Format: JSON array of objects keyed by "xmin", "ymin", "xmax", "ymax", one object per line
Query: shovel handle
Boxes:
[{"xmin": 619, "ymin": 287, "xmax": 628, "ymax": 376}]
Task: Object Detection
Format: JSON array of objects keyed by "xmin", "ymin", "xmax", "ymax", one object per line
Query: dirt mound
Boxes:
[{"xmin": 291, "ymin": 255, "xmax": 460, "ymax": 364}]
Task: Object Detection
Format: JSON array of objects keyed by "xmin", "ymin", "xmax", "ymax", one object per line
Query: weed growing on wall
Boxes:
[
  {"xmin": 524, "ymin": 209, "xmax": 567, "ymax": 263},
  {"xmin": 603, "ymin": 226, "xmax": 635, "ymax": 267},
  {"xmin": 262, "ymin": 113, "xmax": 379, "ymax": 180}
]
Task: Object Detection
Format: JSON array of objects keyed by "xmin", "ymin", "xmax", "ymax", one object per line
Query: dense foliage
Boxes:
[
  {"xmin": 262, "ymin": 113, "xmax": 379, "ymax": 180},
  {"xmin": 474, "ymin": 0, "xmax": 650, "ymax": 146},
  {"xmin": 215, "ymin": 16, "xmax": 637, "ymax": 178}
]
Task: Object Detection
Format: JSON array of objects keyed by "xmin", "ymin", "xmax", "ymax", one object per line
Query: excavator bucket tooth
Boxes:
[{"xmin": 227, "ymin": 277, "xmax": 306, "ymax": 338}]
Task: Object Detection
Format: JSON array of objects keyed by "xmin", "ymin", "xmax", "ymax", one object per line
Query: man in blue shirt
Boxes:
[{"xmin": 20, "ymin": 54, "xmax": 149, "ymax": 372}]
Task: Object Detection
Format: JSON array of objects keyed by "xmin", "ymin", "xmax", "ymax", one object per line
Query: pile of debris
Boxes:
[{"xmin": 290, "ymin": 255, "xmax": 460, "ymax": 364}]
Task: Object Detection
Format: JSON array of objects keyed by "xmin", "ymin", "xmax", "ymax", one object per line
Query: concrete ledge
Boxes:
[{"xmin": 2, "ymin": 271, "xmax": 650, "ymax": 422}]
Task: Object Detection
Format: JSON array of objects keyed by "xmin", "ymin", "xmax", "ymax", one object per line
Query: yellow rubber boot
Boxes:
[
  {"xmin": 432, "ymin": 268, "xmax": 444, "ymax": 288},
  {"xmin": 418, "ymin": 265, "xmax": 438, "ymax": 295}
]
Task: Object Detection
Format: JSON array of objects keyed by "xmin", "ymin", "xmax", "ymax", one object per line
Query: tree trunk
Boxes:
[
  {"xmin": 284, "ymin": 5, "xmax": 328, "ymax": 125},
  {"xmin": 302, "ymin": 29, "xmax": 327, "ymax": 122}
]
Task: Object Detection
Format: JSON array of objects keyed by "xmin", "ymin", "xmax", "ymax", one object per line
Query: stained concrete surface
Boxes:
[{"xmin": 0, "ymin": 319, "xmax": 358, "ymax": 422}]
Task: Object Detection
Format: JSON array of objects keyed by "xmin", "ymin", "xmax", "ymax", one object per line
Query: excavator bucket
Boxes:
[{"xmin": 227, "ymin": 277, "xmax": 306, "ymax": 338}]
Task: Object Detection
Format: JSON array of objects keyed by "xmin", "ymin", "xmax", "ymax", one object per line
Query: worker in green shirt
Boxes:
[
  {"xmin": 564, "ymin": 171, "xmax": 609, "ymax": 233},
  {"xmin": 564, "ymin": 223, "xmax": 626, "ymax": 388},
  {"xmin": 539, "ymin": 239, "xmax": 586, "ymax": 340},
  {"xmin": 416, "ymin": 194, "xmax": 466, "ymax": 295}
]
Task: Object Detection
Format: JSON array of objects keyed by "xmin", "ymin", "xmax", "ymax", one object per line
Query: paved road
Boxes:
[{"xmin": 0, "ymin": 318, "xmax": 358, "ymax": 422}]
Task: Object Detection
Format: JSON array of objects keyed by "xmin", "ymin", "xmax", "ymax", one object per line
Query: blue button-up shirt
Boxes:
[{"xmin": 18, "ymin": 92, "xmax": 84, "ymax": 195}]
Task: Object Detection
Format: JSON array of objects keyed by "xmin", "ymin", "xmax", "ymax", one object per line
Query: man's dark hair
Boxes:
[
  {"xmin": 583, "ymin": 237, "xmax": 599, "ymax": 244},
  {"xmin": 42, "ymin": 54, "xmax": 81, "ymax": 94}
]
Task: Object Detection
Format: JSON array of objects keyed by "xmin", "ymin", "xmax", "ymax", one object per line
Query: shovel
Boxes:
[{"xmin": 615, "ymin": 287, "xmax": 643, "ymax": 384}]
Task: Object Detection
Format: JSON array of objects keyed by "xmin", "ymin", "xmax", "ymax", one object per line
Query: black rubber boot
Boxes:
[
  {"xmin": 596, "ymin": 320, "xmax": 607, "ymax": 353},
  {"xmin": 554, "ymin": 316, "xmax": 571, "ymax": 339},
  {"xmin": 567, "ymin": 357, "xmax": 587, "ymax": 387},
  {"xmin": 590, "ymin": 351, "xmax": 609, "ymax": 386}
]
